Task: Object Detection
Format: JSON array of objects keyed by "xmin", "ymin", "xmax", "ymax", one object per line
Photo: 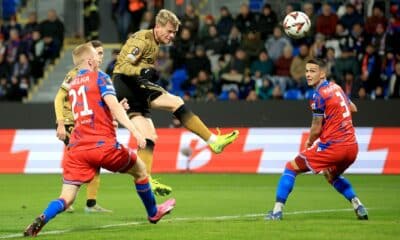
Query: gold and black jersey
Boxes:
[
  {"xmin": 54, "ymin": 67, "xmax": 79, "ymax": 124},
  {"xmin": 113, "ymin": 29, "xmax": 159, "ymax": 76}
]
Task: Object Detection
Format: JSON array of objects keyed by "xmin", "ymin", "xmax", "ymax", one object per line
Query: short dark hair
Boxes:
[
  {"xmin": 307, "ymin": 58, "xmax": 327, "ymax": 69},
  {"xmin": 89, "ymin": 40, "xmax": 102, "ymax": 48}
]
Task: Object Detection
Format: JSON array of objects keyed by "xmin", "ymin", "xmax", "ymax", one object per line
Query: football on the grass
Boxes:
[{"xmin": 283, "ymin": 11, "xmax": 311, "ymax": 39}]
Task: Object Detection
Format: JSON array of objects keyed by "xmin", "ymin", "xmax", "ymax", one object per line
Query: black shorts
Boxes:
[{"xmin": 112, "ymin": 73, "xmax": 167, "ymax": 117}]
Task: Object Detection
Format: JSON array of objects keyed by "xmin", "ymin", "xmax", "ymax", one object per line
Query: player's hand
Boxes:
[
  {"xmin": 56, "ymin": 124, "xmax": 66, "ymax": 141},
  {"xmin": 134, "ymin": 132, "xmax": 146, "ymax": 149},
  {"xmin": 119, "ymin": 98, "xmax": 130, "ymax": 111},
  {"xmin": 140, "ymin": 68, "xmax": 159, "ymax": 82}
]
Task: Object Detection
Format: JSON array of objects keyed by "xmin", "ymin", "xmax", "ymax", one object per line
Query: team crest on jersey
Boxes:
[{"xmin": 132, "ymin": 47, "xmax": 140, "ymax": 55}]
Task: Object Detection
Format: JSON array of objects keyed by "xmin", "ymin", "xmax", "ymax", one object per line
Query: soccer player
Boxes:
[
  {"xmin": 265, "ymin": 59, "xmax": 368, "ymax": 220},
  {"xmin": 112, "ymin": 9, "xmax": 239, "ymax": 196},
  {"xmin": 54, "ymin": 40, "xmax": 111, "ymax": 213},
  {"xmin": 24, "ymin": 43, "xmax": 175, "ymax": 237}
]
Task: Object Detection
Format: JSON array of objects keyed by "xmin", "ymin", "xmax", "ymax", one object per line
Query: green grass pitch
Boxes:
[{"xmin": 0, "ymin": 173, "xmax": 399, "ymax": 239}]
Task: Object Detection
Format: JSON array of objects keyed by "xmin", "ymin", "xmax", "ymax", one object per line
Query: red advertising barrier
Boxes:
[{"xmin": 0, "ymin": 128, "xmax": 399, "ymax": 174}]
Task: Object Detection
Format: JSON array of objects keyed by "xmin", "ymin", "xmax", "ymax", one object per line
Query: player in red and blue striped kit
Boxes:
[
  {"xmin": 24, "ymin": 43, "xmax": 175, "ymax": 237},
  {"xmin": 266, "ymin": 58, "xmax": 368, "ymax": 220}
]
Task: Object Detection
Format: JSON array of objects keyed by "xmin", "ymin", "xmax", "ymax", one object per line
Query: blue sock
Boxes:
[
  {"xmin": 42, "ymin": 198, "xmax": 66, "ymax": 223},
  {"xmin": 332, "ymin": 176, "xmax": 356, "ymax": 201},
  {"xmin": 276, "ymin": 168, "xmax": 297, "ymax": 203},
  {"xmin": 135, "ymin": 180, "xmax": 157, "ymax": 217}
]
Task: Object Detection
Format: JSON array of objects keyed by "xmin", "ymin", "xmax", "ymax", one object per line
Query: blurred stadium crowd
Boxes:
[{"xmin": 1, "ymin": 0, "xmax": 400, "ymax": 102}]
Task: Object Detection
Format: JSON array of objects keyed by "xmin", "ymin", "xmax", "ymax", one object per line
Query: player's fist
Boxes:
[{"xmin": 140, "ymin": 68, "xmax": 159, "ymax": 82}]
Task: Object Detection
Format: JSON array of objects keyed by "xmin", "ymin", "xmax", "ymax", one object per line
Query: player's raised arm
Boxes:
[{"xmin": 103, "ymin": 94, "xmax": 146, "ymax": 148}]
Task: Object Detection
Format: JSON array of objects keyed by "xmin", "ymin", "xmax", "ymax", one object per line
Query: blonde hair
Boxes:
[
  {"xmin": 155, "ymin": 9, "xmax": 181, "ymax": 28},
  {"xmin": 72, "ymin": 43, "xmax": 94, "ymax": 66}
]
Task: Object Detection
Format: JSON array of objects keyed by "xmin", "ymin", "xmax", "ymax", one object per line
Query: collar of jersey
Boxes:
[
  {"xmin": 316, "ymin": 79, "xmax": 329, "ymax": 91},
  {"xmin": 78, "ymin": 69, "xmax": 90, "ymax": 75}
]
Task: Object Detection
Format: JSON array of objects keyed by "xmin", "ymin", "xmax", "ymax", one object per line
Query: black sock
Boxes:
[{"xmin": 86, "ymin": 199, "xmax": 96, "ymax": 208}]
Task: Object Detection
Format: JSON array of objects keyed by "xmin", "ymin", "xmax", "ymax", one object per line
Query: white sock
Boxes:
[
  {"xmin": 206, "ymin": 134, "xmax": 217, "ymax": 144},
  {"xmin": 273, "ymin": 202, "xmax": 284, "ymax": 213},
  {"xmin": 351, "ymin": 197, "xmax": 362, "ymax": 209}
]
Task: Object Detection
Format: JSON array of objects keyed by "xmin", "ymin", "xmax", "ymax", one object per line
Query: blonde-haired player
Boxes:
[
  {"xmin": 54, "ymin": 40, "xmax": 111, "ymax": 213},
  {"xmin": 112, "ymin": 9, "xmax": 239, "ymax": 196}
]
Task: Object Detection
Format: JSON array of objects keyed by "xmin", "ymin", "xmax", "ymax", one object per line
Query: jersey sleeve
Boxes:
[
  {"xmin": 311, "ymin": 92, "xmax": 325, "ymax": 117},
  {"xmin": 124, "ymin": 36, "xmax": 147, "ymax": 65},
  {"xmin": 97, "ymin": 71, "xmax": 116, "ymax": 97}
]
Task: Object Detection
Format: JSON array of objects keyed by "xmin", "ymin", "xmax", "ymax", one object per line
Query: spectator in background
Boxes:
[
  {"xmin": 186, "ymin": 45, "xmax": 211, "ymax": 80},
  {"xmin": 257, "ymin": 3, "xmax": 278, "ymax": 41},
  {"xmin": 12, "ymin": 53, "xmax": 31, "ymax": 83},
  {"xmin": 83, "ymin": 0, "xmax": 100, "ymax": 40},
  {"xmin": 274, "ymin": 45, "xmax": 294, "ymax": 91},
  {"xmin": 339, "ymin": 3, "xmax": 364, "ymax": 32},
  {"xmin": 389, "ymin": 62, "xmax": 400, "ymax": 98},
  {"xmin": 238, "ymin": 74, "xmax": 255, "ymax": 99},
  {"xmin": 369, "ymin": 23, "xmax": 387, "ymax": 57},
  {"xmin": 203, "ymin": 25, "xmax": 224, "ymax": 56},
  {"xmin": 140, "ymin": 10, "xmax": 154, "ymax": 30},
  {"xmin": 350, "ymin": 23, "xmax": 367, "ymax": 59},
  {"xmin": 341, "ymin": 71, "xmax": 360, "ymax": 98},
  {"xmin": 192, "ymin": 70, "xmax": 214, "ymax": 101},
  {"xmin": 22, "ymin": 12, "xmax": 39, "ymax": 39},
  {"xmin": 325, "ymin": 47, "xmax": 336, "ymax": 81},
  {"xmin": 0, "ymin": 54, "xmax": 11, "ymax": 80},
  {"xmin": 303, "ymin": 2, "xmax": 317, "ymax": 38},
  {"xmin": 256, "ymin": 78, "xmax": 274, "ymax": 100},
  {"xmin": 316, "ymin": 3, "xmax": 339, "ymax": 38},
  {"xmin": 112, "ymin": 0, "xmax": 131, "ymax": 43},
  {"xmin": 26, "ymin": 30, "xmax": 45, "ymax": 82},
  {"xmin": 216, "ymin": 6, "xmax": 234, "ymax": 40},
  {"xmin": 235, "ymin": 3, "xmax": 257, "ymax": 34},
  {"xmin": 181, "ymin": 3, "xmax": 199, "ymax": 40},
  {"xmin": 359, "ymin": 44, "xmax": 382, "ymax": 94},
  {"xmin": 265, "ymin": 26, "xmax": 291, "ymax": 62},
  {"xmin": 246, "ymin": 89, "xmax": 258, "ymax": 101},
  {"xmin": 290, "ymin": 44, "xmax": 311, "ymax": 91},
  {"xmin": 309, "ymin": 33, "xmax": 327, "ymax": 59},
  {"xmin": 5, "ymin": 28, "xmax": 23, "ymax": 64},
  {"xmin": 241, "ymin": 31, "xmax": 264, "ymax": 62},
  {"xmin": 0, "ymin": 77, "xmax": 9, "ymax": 100},
  {"xmin": 170, "ymin": 27, "xmax": 195, "ymax": 70},
  {"xmin": 198, "ymin": 14, "xmax": 215, "ymax": 42},
  {"xmin": 220, "ymin": 48, "xmax": 248, "ymax": 92},
  {"xmin": 223, "ymin": 25, "xmax": 241, "ymax": 55},
  {"xmin": 128, "ymin": 0, "xmax": 146, "ymax": 34},
  {"xmin": 154, "ymin": 47, "xmax": 173, "ymax": 89},
  {"xmin": 334, "ymin": 47, "xmax": 360, "ymax": 86},
  {"xmin": 250, "ymin": 49, "xmax": 274, "ymax": 78},
  {"xmin": 5, "ymin": 15, "xmax": 22, "ymax": 37},
  {"xmin": 105, "ymin": 49, "xmax": 120, "ymax": 76},
  {"xmin": 39, "ymin": 9, "xmax": 65, "ymax": 58},
  {"xmin": 0, "ymin": 33, "xmax": 7, "ymax": 62},
  {"xmin": 381, "ymin": 51, "xmax": 396, "ymax": 85},
  {"xmin": 365, "ymin": 5, "xmax": 387, "ymax": 35}
]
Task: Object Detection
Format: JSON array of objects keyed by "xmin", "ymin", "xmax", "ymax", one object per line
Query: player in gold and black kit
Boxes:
[
  {"xmin": 112, "ymin": 9, "xmax": 239, "ymax": 196},
  {"xmin": 54, "ymin": 40, "xmax": 111, "ymax": 213}
]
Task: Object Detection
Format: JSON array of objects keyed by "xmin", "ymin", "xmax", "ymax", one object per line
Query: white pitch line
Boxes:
[{"xmin": 0, "ymin": 208, "xmax": 370, "ymax": 239}]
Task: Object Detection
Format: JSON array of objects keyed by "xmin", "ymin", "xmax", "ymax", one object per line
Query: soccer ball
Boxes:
[{"xmin": 283, "ymin": 11, "xmax": 311, "ymax": 39}]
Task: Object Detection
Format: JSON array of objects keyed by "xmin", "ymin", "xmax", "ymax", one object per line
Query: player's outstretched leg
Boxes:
[
  {"xmin": 266, "ymin": 164, "xmax": 298, "ymax": 221},
  {"xmin": 135, "ymin": 176, "xmax": 175, "ymax": 223},
  {"xmin": 173, "ymin": 105, "xmax": 239, "ymax": 154},
  {"xmin": 209, "ymin": 128, "xmax": 239, "ymax": 154},
  {"xmin": 330, "ymin": 176, "xmax": 368, "ymax": 220},
  {"xmin": 23, "ymin": 198, "xmax": 67, "ymax": 237}
]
